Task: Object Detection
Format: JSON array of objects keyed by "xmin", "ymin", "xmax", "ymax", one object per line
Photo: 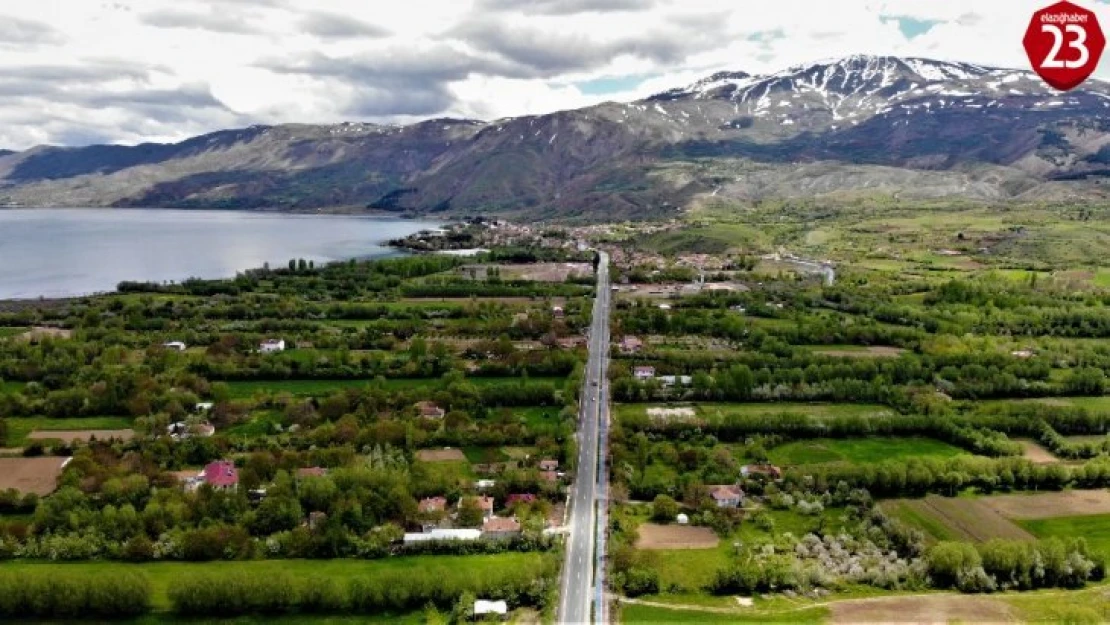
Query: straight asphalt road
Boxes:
[{"xmin": 558, "ymin": 251, "xmax": 610, "ymax": 625}]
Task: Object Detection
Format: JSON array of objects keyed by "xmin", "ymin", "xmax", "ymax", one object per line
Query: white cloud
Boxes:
[{"xmin": 0, "ymin": 0, "xmax": 1106, "ymax": 149}]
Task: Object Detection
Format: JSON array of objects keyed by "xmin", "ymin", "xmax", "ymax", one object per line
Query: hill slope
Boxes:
[{"xmin": 3, "ymin": 55, "xmax": 1110, "ymax": 220}]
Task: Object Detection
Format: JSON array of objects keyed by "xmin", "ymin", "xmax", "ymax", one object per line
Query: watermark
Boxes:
[{"xmin": 1023, "ymin": 0, "xmax": 1105, "ymax": 91}]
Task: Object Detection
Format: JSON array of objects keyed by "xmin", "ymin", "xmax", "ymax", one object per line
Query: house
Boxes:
[
  {"xmin": 475, "ymin": 479, "xmax": 496, "ymax": 490},
  {"xmin": 708, "ymin": 484, "xmax": 744, "ymax": 508},
  {"xmin": 659, "ymin": 375, "xmax": 693, "ymax": 387},
  {"xmin": 633, "ymin": 366, "xmax": 656, "ymax": 381},
  {"xmin": 163, "ymin": 341, "xmax": 187, "ymax": 351},
  {"xmin": 474, "ymin": 599, "xmax": 508, "ymax": 618},
  {"xmin": 296, "ymin": 467, "xmax": 328, "ymax": 479},
  {"xmin": 741, "ymin": 463, "xmax": 783, "ymax": 480},
  {"xmin": 506, "ymin": 494, "xmax": 536, "ymax": 506},
  {"xmin": 619, "ymin": 336, "xmax": 644, "ymax": 354},
  {"xmin": 418, "ymin": 496, "xmax": 448, "ymax": 514},
  {"xmin": 194, "ymin": 402, "xmax": 214, "ymax": 412},
  {"xmin": 403, "ymin": 528, "xmax": 481, "ymax": 545},
  {"xmin": 201, "ymin": 460, "xmax": 239, "ymax": 491},
  {"xmin": 415, "ymin": 401, "xmax": 446, "ymax": 419},
  {"xmin": 259, "ymin": 338, "xmax": 285, "ymax": 353},
  {"xmin": 482, "ymin": 516, "xmax": 522, "ymax": 540},
  {"xmin": 539, "ymin": 458, "xmax": 559, "ymax": 471}
]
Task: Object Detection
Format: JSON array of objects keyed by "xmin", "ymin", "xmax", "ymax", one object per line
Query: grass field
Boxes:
[
  {"xmin": 0, "ymin": 553, "xmax": 550, "ymax": 612},
  {"xmin": 620, "ymin": 602, "xmax": 827, "ymax": 624},
  {"xmin": 462, "ymin": 446, "xmax": 510, "ymax": 464},
  {"xmin": 1019, "ymin": 514, "xmax": 1110, "ymax": 558},
  {"xmin": 4, "ymin": 416, "xmax": 134, "ymax": 446},
  {"xmin": 767, "ymin": 437, "xmax": 967, "ymax": 466}
]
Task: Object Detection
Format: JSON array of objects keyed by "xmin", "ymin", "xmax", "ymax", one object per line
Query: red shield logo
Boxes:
[{"xmin": 1023, "ymin": 0, "xmax": 1105, "ymax": 91}]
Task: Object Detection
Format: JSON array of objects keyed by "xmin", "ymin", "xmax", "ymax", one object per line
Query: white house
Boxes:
[
  {"xmin": 474, "ymin": 600, "xmax": 508, "ymax": 617},
  {"xmin": 708, "ymin": 484, "xmax": 744, "ymax": 508},
  {"xmin": 633, "ymin": 366, "xmax": 656, "ymax": 381},
  {"xmin": 195, "ymin": 402, "xmax": 214, "ymax": 412},
  {"xmin": 259, "ymin": 339, "xmax": 285, "ymax": 353},
  {"xmin": 163, "ymin": 341, "xmax": 187, "ymax": 351}
]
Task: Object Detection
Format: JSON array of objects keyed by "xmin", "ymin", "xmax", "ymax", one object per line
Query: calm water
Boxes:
[{"xmin": 0, "ymin": 209, "xmax": 440, "ymax": 299}]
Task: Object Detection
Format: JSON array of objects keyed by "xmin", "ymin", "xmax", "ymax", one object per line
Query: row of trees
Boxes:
[{"xmin": 0, "ymin": 570, "xmax": 150, "ymax": 619}]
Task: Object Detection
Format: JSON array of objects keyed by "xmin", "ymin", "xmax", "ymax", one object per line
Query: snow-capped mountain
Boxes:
[{"xmin": 3, "ymin": 55, "xmax": 1110, "ymax": 220}]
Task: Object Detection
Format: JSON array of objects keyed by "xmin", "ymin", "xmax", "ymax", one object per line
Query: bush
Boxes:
[{"xmin": 0, "ymin": 569, "xmax": 150, "ymax": 619}]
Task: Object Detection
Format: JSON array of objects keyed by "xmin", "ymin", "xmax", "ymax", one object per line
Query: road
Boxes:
[{"xmin": 558, "ymin": 251, "xmax": 610, "ymax": 625}]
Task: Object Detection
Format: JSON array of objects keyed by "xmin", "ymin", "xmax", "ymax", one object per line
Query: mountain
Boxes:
[{"xmin": 3, "ymin": 55, "xmax": 1110, "ymax": 221}]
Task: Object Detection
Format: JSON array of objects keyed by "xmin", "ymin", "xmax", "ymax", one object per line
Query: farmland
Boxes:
[
  {"xmin": 767, "ymin": 436, "xmax": 968, "ymax": 466},
  {"xmin": 0, "ymin": 456, "xmax": 70, "ymax": 496}
]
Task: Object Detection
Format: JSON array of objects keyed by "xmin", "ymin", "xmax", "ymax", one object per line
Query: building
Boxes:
[
  {"xmin": 475, "ymin": 479, "xmax": 496, "ymax": 490},
  {"xmin": 415, "ymin": 401, "xmax": 446, "ymax": 419},
  {"xmin": 418, "ymin": 496, "xmax": 448, "ymax": 514},
  {"xmin": 482, "ymin": 516, "xmax": 522, "ymax": 540},
  {"xmin": 657, "ymin": 303, "xmax": 672, "ymax": 311},
  {"xmin": 403, "ymin": 528, "xmax": 481, "ymax": 545},
  {"xmin": 619, "ymin": 336, "xmax": 644, "ymax": 354},
  {"xmin": 741, "ymin": 463, "xmax": 783, "ymax": 480},
  {"xmin": 259, "ymin": 338, "xmax": 286, "ymax": 353},
  {"xmin": 474, "ymin": 599, "xmax": 508, "ymax": 618},
  {"xmin": 163, "ymin": 341, "xmax": 186, "ymax": 351},
  {"xmin": 201, "ymin": 460, "xmax": 239, "ymax": 491},
  {"xmin": 296, "ymin": 467, "xmax": 328, "ymax": 479},
  {"xmin": 633, "ymin": 366, "xmax": 656, "ymax": 381},
  {"xmin": 194, "ymin": 402, "xmax": 214, "ymax": 412},
  {"xmin": 552, "ymin": 306, "xmax": 565, "ymax": 319},
  {"xmin": 708, "ymin": 484, "xmax": 744, "ymax": 508},
  {"xmin": 538, "ymin": 458, "xmax": 559, "ymax": 471}
]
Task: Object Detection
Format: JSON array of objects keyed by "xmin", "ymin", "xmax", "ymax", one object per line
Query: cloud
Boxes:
[
  {"xmin": 139, "ymin": 8, "xmax": 262, "ymax": 34},
  {"xmin": 0, "ymin": 17, "xmax": 64, "ymax": 47},
  {"xmin": 299, "ymin": 12, "xmax": 390, "ymax": 39},
  {"xmin": 475, "ymin": 0, "xmax": 652, "ymax": 15}
]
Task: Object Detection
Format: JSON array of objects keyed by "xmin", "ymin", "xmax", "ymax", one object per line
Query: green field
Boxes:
[
  {"xmin": 976, "ymin": 396, "xmax": 1110, "ymax": 412},
  {"xmin": 880, "ymin": 499, "xmax": 963, "ymax": 544},
  {"xmin": 0, "ymin": 380, "xmax": 25, "ymax": 395},
  {"xmin": 767, "ymin": 437, "xmax": 967, "ymax": 466},
  {"xmin": 463, "ymin": 446, "xmax": 510, "ymax": 463},
  {"xmin": 620, "ymin": 602, "xmax": 827, "ymax": 624},
  {"xmin": 0, "ymin": 553, "xmax": 550, "ymax": 612},
  {"xmin": 1019, "ymin": 514, "xmax": 1110, "ymax": 558},
  {"xmin": 3, "ymin": 416, "xmax": 134, "ymax": 446}
]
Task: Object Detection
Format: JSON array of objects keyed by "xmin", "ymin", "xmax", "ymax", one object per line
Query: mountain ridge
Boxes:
[{"xmin": 3, "ymin": 55, "xmax": 1110, "ymax": 221}]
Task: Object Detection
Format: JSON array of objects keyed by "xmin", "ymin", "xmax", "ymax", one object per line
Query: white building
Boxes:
[
  {"xmin": 163, "ymin": 341, "xmax": 187, "ymax": 351},
  {"xmin": 633, "ymin": 366, "xmax": 656, "ymax": 380},
  {"xmin": 402, "ymin": 528, "xmax": 481, "ymax": 544},
  {"xmin": 259, "ymin": 339, "xmax": 285, "ymax": 353},
  {"xmin": 474, "ymin": 600, "xmax": 508, "ymax": 617}
]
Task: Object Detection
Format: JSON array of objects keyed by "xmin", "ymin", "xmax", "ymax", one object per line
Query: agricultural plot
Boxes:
[
  {"xmin": 978, "ymin": 490, "xmax": 1110, "ymax": 520},
  {"xmin": 1019, "ymin": 514, "xmax": 1110, "ymax": 557},
  {"xmin": 767, "ymin": 437, "xmax": 967, "ymax": 466},
  {"xmin": 635, "ymin": 524, "xmax": 720, "ymax": 550},
  {"xmin": 0, "ymin": 456, "xmax": 70, "ymax": 496},
  {"xmin": 414, "ymin": 448, "xmax": 467, "ymax": 462},
  {"xmin": 1015, "ymin": 439, "xmax": 1060, "ymax": 464},
  {"xmin": 3, "ymin": 417, "xmax": 134, "ymax": 446},
  {"xmin": 27, "ymin": 429, "xmax": 134, "ymax": 443},
  {"xmin": 802, "ymin": 345, "xmax": 906, "ymax": 358}
]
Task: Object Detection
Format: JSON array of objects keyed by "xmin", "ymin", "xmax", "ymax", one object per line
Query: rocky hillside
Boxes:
[{"xmin": 3, "ymin": 55, "xmax": 1110, "ymax": 220}]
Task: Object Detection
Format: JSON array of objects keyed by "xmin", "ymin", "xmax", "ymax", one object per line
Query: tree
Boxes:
[
  {"xmin": 651, "ymin": 494, "xmax": 679, "ymax": 522},
  {"xmin": 457, "ymin": 497, "xmax": 484, "ymax": 528}
]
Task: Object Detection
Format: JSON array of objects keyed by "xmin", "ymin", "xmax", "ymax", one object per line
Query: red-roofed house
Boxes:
[
  {"xmin": 633, "ymin": 366, "xmax": 656, "ymax": 380},
  {"xmin": 419, "ymin": 497, "xmax": 448, "ymax": 514},
  {"xmin": 415, "ymin": 401, "xmax": 446, "ymax": 419},
  {"xmin": 296, "ymin": 467, "xmax": 328, "ymax": 479},
  {"xmin": 619, "ymin": 336, "xmax": 644, "ymax": 354},
  {"xmin": 201, "ymin": 460, "xmax": 239, "ymax": 491},
  {"xmin": 482, "ymin": 516, "xmax": 522, "ymax": 540},
  {"xmin": 708, "ymin": 484, "xmax": 744, "ymax": 508},
  {"xmin": 538, "ymin": 458, "xmax": 559, "ymax": 471}
]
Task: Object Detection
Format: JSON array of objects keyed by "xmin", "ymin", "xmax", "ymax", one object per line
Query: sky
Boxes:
[{"xmin": 1, "ymin": 0, "xmax": 1108, "ymax": 150}]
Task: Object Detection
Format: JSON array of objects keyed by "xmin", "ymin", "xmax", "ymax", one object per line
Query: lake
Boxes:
[{"xmin": 0, "ymin": 209, "xmax": 440, "ymax": 299}]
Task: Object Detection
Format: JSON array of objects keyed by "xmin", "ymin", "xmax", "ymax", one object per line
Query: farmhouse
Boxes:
[
  {"xmin": 741, "ymin": 463, "xmax": 783, "ymax": 480},
  {"xmin": 482, "ymin": 516, "xmax": 522, "ymax": 540},
  {"xmin": 708, "ymin": 484, "xmax": 744, "ymax": 508},
  {"xmin": 633, "ymin": 366, "xmax": 656, "ymax": 380},
  {"xmin": 200, "ymin": 460, "xmax": 239, "ymax": 491},
  {"xmin": 162, "ymin": 341, "xmax": 186, "ymax": 351},
  {"xmin": 619, "ymin": 336, "xmax": 644, "ymax": 354},
  {"xmin": 259, "ymin": 338, "xmax": 285, "ymax": 353},
  {"xmin": 415, "ymin": 401, "xmax": 446, "ymax": 419}
]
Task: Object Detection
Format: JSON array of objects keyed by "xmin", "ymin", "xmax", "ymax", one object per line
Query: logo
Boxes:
[{"xmin": 1023, "ymin": 0, "xmax": 1105, "ymax": 91}]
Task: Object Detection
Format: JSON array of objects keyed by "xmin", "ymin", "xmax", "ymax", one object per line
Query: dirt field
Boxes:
[
  {"xmin": 497, "ymin": 263, "xmax": 593, "ymax": 282},
  {"xmin": 27, "ymin": 429, "xmax": 134, "ymax": 443},
  {"xmin": 1015, "ymin": 439, "xmax": 1060, "ymax": 464},
  {"xmin": 813, "ymin": 346, "xmax": 906, "ymax": 358},
  {"xmin": 830, "ymin": 594, "xmax": 1017, "ymax": 624},
  {"xmin": 981, "ymin": 490, "xmax": 1110, "ymax": 520},
  {"xmin": 415, "ymin": 448, "xmax": 467, "ymax": 462},
  {"xmin": 917, "ymin": 495, "xmax": 1034, "ymax": 542},
  {"xmin": 635, "ymin": 523, "xmax": 720, "ymax": 550},
  {"xmin": 0, "ymin": 456, "xmax": 70, "ymax": 495}
]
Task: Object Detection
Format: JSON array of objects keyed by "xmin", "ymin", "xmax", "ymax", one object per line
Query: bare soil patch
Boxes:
[
  {"xmin": 28, "ymin": 429, "xmax": 134, "ymax": 443},
  {"xmin": 635, "ymin": 523, "xmax": 720, "ymax": 550},
  {"xmin": 1015, "ymin": 439, "xmax": 1060, "ymax": 464},
  {"xmin": 496, "ymin": 263, "xmax": 592, "ymax": 282},
  {"xmin": 830, "ymin": 594, "xmax": 1017, "ymax": 624},
  {"xmin": 920, "ymin": 495, "xmax": 1034, "ymax": 542},
  {"xmin": 981, "ymin": 490, "xmax": 1110, "ymax": 520},
  {"xmin": 813, "ymin": 346, "xmax": 906, "ymax": 358},
  {"xmin": 415, "ymin": 448, "xmax": 467, "ymax": 462},
  {"xmin": 0, "ymin": 457, "xmax": 70, "ymax": 495}
]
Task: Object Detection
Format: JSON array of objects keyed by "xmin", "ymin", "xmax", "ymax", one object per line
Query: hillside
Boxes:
[{"xmin": 3, "ymin": 55, "xmax": 1110, "ymax": 221}]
